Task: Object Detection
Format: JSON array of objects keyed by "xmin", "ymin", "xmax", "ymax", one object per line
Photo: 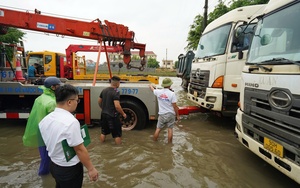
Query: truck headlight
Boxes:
[{"xmin": 206, "ymin": 96, "xmax": 216, "ymax": 103}]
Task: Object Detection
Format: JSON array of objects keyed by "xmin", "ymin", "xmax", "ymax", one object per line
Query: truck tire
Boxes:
[{"xmin": 120, "ymin": 100, "xmax": 146, "ymax": 131}]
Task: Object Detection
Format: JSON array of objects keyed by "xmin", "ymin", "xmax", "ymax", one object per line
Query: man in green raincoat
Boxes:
[{"xmin": 22, "ymin": 77, "xmax": 62, "ymax": 176}]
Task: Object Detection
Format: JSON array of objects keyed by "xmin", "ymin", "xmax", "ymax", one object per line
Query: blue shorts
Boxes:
[{"xmin": 157, "ymin": 113, "xmax": 175, "ymax": 129}]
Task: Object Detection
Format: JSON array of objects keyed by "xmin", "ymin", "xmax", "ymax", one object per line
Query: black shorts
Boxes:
[
  {"xmin": 100, "ymin": 113, "xmax": 122, "ymax": 138},
  {"xmin": 50, "ymin": 161, "xmax": 83, "ymax": 188}
]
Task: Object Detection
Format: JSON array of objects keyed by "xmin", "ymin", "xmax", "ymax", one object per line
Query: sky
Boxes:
[{"xmin": 1, "ymin": 0, "xmax": 219, "ymax": 65}]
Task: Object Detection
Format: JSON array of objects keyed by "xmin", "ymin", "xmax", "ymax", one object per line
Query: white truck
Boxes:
[
  {"xmin": 235, "ymin": 0, "xmax": 300, "ymax": 184},
  {"xmin": 187, "ymin": 5, "xmax": 266, "ymax": 117}
]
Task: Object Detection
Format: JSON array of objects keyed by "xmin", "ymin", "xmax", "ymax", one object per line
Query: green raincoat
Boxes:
[{"xmin": 22, "ymin": 86, "xmax": 56, "ymax": 147}]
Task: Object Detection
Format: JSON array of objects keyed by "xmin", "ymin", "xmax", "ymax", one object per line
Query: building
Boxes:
[{"xmin": 161, "ymin": 59, "xmax": 174, "ymax": 69}]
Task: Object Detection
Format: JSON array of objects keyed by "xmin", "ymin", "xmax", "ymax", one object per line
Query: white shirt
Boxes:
[
  {"xmin": 39, "ymin": 108, "xmax": 83, "ymax": 166},
  {"xmin": 153, "ymin": 88, "xmax": 177, "ymax": 115}
]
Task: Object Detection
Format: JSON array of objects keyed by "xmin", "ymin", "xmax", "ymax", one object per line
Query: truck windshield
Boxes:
[
  {"xmin": 28, "ymin": 55, "xmax": 43, "ymax": 67},
  {"xmin": 195, "ymin": 24, "xmax": 231, "ymax": 59},
  {"xmin": 248, "ymin": 2, "xmax": 300, "ymax": 64}
]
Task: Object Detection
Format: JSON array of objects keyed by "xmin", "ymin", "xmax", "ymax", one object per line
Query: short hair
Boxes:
[
  {"xmin": 111, "ymin": 76, "xmax": 121, "ymax": 81},
  {"xmin": 55, "ymin": 84, "xmax": 79, "ymax": 103},
  {"xmin": 110, "ymin": 76, "xmax": 121, "ymax": 86}
]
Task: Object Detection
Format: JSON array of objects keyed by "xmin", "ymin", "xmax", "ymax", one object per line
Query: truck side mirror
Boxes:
[
  {"xmin": 261, "ymin": 34, "xmax": 272, "ymax": 46},
  {"xmin": 235, "ymin": 26, "xmax": 243, "ymax": 38},
  {"xmin": 238, "ymin": 51, "xmax": 243, "ymax": 59}
]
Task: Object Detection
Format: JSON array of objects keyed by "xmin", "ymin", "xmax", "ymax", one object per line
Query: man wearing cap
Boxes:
[
  {"xmin": 23, "ymin": 77, "xmax": 63, "ymax": 176},
  {"xmin": 149, "ymin": 77, "xmax": 180, "ymax": 143}
]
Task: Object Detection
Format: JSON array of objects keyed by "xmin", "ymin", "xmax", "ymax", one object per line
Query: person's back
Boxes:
[
  {"xmin": 100, "ymin": 87, "xmax": 119, "ymax": 117},
  {"xmin": 149, "ymin": 78, "xmax": 180, "ymax": 143},
  {"xmin": 28, "ymin": 65, "xmax": 36, "ymax": 77},
  {"xmin": 22, "ymin": 77, "xmax": 62, "ymax": 176},
  {"xmin": 154, "ymin": 88, "xmax": 176, "ymax": 115},
  {"xmin": 23, "ymin": 88, "xmax": 56, "ymax": 147},
  {"xmin": 98, "ymin": 76, "xmax": 127, "ymax": 145},
  {"xmin": 39, "ymin": 84, "xmax": 98, "ymax": 186}
]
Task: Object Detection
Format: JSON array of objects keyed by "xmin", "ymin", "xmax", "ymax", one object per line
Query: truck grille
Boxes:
[
  {"xmin": 188, "ymin": 69, "xmax": 209, "ymax": 98},
  {"xmin": 242, "ymin": 87, "xmax": 300, "ymax": 165}
]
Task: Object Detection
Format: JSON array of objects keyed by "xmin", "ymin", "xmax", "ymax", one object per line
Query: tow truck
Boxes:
[
  {"xmin": 0, "ymin": 6, "xmax": 158, "ymax": 130},
  {"xmin": 23, "ymin": 44, "xmax": 158, "ymax": 83}
]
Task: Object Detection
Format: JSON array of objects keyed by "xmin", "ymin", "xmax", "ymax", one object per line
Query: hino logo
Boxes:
[
  {"xmin": 269, "ymin": 90, "xmax": 292, "ymax": 109},
  {"xmin": 245, "ymin": 82, "xmax": 259, "ymax": 88}
]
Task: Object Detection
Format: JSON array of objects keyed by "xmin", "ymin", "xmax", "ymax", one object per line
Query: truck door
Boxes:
[
  {"xmin": 224, "ymin": 23, "xmax": 256, "ymax": 93},
  {"xmin": 43, "ymin": 52, "xmax": 57, "ymax": 77}
]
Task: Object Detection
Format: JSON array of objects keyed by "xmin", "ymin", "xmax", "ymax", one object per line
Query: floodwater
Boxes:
[{"xmin": 0, "ymin": 77, "xmax": 299, "ymax": 188}]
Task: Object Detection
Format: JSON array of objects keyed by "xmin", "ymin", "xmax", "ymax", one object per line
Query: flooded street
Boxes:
[{"xmin": 0, "ymin": 77, "xmax": 299, "ymax": 188}]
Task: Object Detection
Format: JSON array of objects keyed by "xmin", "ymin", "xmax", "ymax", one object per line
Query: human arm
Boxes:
[
  {"xmin": 34, "ymin": 67, "xmax": 43, "ymax": 77},
  {"xmin": 149, "ymin": 84, "xmax": 155, "ymax": 92},
  {"xmin": 172, "ymin": 103, "xmax": 180, "ymax": 121},
  {"xmin": 114, "ymin": 100, "xmax": 127, "ymax": 119},
  {"xmin": 98, "ymin": 97, "xmax": 102, "ymax": 109},
  {"xmin": 73, "ymin": 143, "xmax": 98, "ymax": 181}
]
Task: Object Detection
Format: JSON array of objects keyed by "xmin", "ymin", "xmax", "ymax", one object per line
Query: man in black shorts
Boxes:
[{"xmin": 98, "ymin": 76, "xmax": 127, "ymax": 144}]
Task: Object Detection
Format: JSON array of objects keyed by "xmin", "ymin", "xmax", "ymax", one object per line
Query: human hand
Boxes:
[
  {"xmin": 88, "ymin": 167, "xmax": 98, "ymax": 182},
  {"xmin": 123, "ymin": 113, "xmax": 127, "ymax": 119}
]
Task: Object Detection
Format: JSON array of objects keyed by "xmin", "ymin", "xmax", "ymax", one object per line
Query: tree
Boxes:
[
  {"xmin": 147, "ymin": 57, "xmax": 160, "ymax": 68},
  {"xmin": 174, "ymin": 60, "xmax": 179, "ymax": 69},
  {"xmin": 0, "ymin": 27, "xmax": 25, "ymax": 61},
  {"xmin": 185, "ymin": 0, "xmax": 269, "ymax": 51},
  {"xmin": 208, "ymin": 1, "xmax": 229, "ymax": 23},
  {"xmin": 230, "ymin": 0, "xmax": 269, "ymax": 10},
  {"xmin": 186, "ymin": 14, "xmax": 204, "ymax": 51}
]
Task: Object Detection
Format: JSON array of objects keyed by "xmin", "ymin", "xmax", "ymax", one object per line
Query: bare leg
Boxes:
[
  {"xmin": 100, "ymin": 134, "xmax": 106, "ymax": 142},
  {"xmin": 114, "ymin": 137, "xmax": 122, "ymax": 145},
  {"xmin": 153, "ymin": 128, "xmax": 161, "ymax": 141},
  {"xmin": 167, "ymin": 128, "xmax": 173, "ymax": 143}
]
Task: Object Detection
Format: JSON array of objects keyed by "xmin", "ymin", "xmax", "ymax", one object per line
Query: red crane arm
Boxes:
[
  {"xmin": 0, "ymin": 8, "xmax": 133, "ymax": 42},
  {"xmin": 65, "ymin": 44, "xmax": 123, "ymax": 66},
  {"xmin": 0, "ymin": 7, "xmax": 146, "ymax": 65}
]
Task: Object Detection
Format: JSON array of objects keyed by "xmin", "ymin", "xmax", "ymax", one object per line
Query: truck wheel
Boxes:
[{"xmin": 120, "ymin": 100, "xmax": 146, "ymax": 131}]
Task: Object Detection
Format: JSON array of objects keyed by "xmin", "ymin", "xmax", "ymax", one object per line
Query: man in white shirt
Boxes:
[
  {"xmin": 39, "ymin": 84, "xmax": 98, "ymax": 187},
  {"xmin": 149, "ymin": 78, "xmax": 180, "ymax": 143}
]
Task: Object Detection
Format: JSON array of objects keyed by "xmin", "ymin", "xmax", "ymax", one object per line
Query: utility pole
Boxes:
[
  {"xmin": 203, "ymin": 0, "xmax": 208, "ymax": 29},
  {"xmin": 165, "ymin": 48, "xmax": 167, "ymax": 69}
]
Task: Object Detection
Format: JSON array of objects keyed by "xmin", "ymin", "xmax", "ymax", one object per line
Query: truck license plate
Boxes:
[
  {"xmin": 264, "ymin": 137, "xmax": 283, "ymax": 158},
  {"xmin": 193, "ymin": 91, "xmax": 197, "ymax": 97}
]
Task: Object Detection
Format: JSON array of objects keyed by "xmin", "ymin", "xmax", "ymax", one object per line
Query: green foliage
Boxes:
[
  {"xmin": 185, "ymin": 0, "xmax": 270, "ymax": 51},
  {"xmin": 230, "ymin": 0, "xmax": 269, "ymax": 10},
  {"xmin": 0, "ymin": 27, "xmax": 25, "ymax": 61},
  {"xmin": 186, "ymin": 14, "xmax": 204, "ymax": 51},
  {"xmin": 174, "ymin": 60, "xmax": 179, "ymax": 69},
  {"xmin": 132, "ymin": 55, "xmax": 140, "ymax": 60},
  {"xmin": 147, "ymin": 57, "xmax": 160, "ymax": 68},
  {"xmin": 208, "ymin": 2, "xmax": 229, "ymax": 23}
]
